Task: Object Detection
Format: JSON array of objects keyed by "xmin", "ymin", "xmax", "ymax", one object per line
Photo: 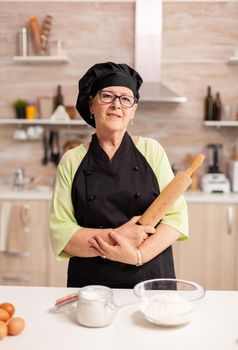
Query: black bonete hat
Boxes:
[{"xmin": 76, "ymin": 62, "xmax": 143, "ymax": 127}]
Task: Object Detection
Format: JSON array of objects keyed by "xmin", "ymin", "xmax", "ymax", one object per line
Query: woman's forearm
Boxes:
[
  {"xmin": 64, "ymin": 227, "xmax": 115, "ymax": 257},
  {"xmin": 138, "ymin": 224, "xmax": 181, "ymax": 264},
  {"xmin": 63, "ymin": 216, "xmax": 154, "ymax": 258},
  {"xmin": 88, "ymin": 224, "xmax": 181, "ymax": 265}
]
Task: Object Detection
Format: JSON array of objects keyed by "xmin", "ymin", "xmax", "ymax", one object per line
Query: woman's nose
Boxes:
[{"xmin": 110, "ymin": 97, "xmax": 121, "ymax": 109}]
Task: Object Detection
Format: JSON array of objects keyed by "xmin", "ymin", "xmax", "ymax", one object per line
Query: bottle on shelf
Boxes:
[
  {"xmin": 204, "ymin": 86, "xmax": 213, "ymax": 121},
  {"xmin": 54, "ymin": 85, "xmax": 64, "ymax": 110},
  {"xmin": 25, "ymin": 101, "xmax": 36, "ymax": 120},
  {"xmin": 41, "ymin": 15, "xmax": 53, "ymax": 55},
  {"xmin": 213, "ymin": 92, "xmax": 222, "ymax": 121},
  {"xmin": 17, "ymin": 27, "xmax": 28, "ymax": 57}
]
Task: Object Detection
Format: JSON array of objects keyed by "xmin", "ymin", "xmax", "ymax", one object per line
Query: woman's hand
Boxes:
[
  {"xmin": 88, "ymin": 231, "xmax": 137, "ymax": 265},
  {"xmin": 115, "ymin": 216, "xmax": 155, "ymax": 247}
]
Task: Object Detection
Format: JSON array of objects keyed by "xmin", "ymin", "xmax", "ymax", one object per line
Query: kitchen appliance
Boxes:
[
  {"xmin": 201, "ymin": 144, "xmax": 230, "ymax": 194},
  {"xmin": 229, "ymin": 160, "xmax": 238, "ymax": 192},
  {"xmin": 138, "ymin": 154, "xmax": 205, "ymax": 226},
  {"xmin": 135, "ymin": 0, "xmax": 186, "ymax": 102}
]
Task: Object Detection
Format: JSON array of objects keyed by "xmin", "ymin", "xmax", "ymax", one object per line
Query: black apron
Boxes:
[{"xmin": 68, "ymin": 132, "xmax": 175, "ymax": 288}]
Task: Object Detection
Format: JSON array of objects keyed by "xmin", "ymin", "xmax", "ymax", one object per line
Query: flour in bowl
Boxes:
[{"xmin": 141, "ymin": 292, "xmax": 194, "ymax": 326}]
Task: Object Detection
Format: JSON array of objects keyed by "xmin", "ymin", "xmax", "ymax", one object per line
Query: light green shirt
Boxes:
[{"xmin": 49, "ymin": 136, "xmax": 189, "ymax": 260}]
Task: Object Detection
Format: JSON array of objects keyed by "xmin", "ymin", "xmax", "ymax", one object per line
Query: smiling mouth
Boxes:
[{"xmin": 108, "ymin": 113, "xmax": 121, "ymax": 118}]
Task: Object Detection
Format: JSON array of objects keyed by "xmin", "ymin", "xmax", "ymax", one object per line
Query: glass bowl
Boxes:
[{"xmin": 134, "ymin": 278, "xmax": 205, "ymax": 327}]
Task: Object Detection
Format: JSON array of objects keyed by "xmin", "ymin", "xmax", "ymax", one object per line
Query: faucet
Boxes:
[{"xmin": 13, "ymin": 167, "xmax": 25, "ymax": 190}]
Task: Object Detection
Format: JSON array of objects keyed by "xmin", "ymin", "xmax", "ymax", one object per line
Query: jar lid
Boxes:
[{"xmin": 79, "ymin": 285, "xmax": 112, "ymax": 302}]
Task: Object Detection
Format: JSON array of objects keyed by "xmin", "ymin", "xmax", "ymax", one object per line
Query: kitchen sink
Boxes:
[{"xmin": 0, "ymin": 184, "xmax": 53, "ymax": 200}]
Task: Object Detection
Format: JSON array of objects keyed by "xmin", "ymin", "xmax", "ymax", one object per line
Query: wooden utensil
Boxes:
[
  {"xmin": 28, "ymin": 17, "xmax": 42, "ymax": 55},
  {"xmin": 185, "ymin": 153, "xmax": 200, "ymax": 191},
  {"xmin": 138, "ymin": 154, "xmax": 205, "ymax": 227}
]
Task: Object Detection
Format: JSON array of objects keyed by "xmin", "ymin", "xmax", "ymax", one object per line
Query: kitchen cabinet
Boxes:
[
  {"xmin": 46, "ymin": 224, "xmax": 68, "ymax": 287},
  {"xmin": 1, "ymin": 196, "xmax": 238, "ymax": 289},
  {"xmin": 0, "ymin": 199, "xmax": 66, "ymax": 287},
  {"xmin": 0, "ymin": 199, "xmax": 68, "ymax": 287},
  {"xmin": 0, "ymin": 200, "xmax": 49, "ymax": 286},
  {"xmin": 38, "ymin": 201, "xmax": 68, "ymax": 287},
  {"xmin": 173, "ymin": 202, "xmax": 238, "ymax": 290}
]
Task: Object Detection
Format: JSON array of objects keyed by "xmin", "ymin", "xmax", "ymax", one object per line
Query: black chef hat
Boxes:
[{"xmin": 76, "ymin": 62, "xmax": 143, "ymax": 127}]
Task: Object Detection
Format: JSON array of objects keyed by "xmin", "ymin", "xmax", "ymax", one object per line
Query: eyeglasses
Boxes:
[{"xmin": 98, "ymin": 90, "xmax": 137, "ymax": 108}]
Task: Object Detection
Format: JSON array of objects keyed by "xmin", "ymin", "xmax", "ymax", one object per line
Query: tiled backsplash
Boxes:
[{"xmin": 0, "ymin": 1, "xmax": 238, "ymax": 177}]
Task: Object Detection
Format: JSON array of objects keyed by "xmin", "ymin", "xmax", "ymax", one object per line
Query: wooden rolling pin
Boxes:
[{"xmin": 138, "ymin": 154, "xmax": 205, "ymax": 227}]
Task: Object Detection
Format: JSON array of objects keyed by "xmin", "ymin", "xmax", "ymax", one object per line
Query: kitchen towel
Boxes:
[
  {"xmin": 50, "ymin": 105, "xmax": 70, "ymax": 121},
  {"xmin": 0, "ymin": 203, "xmax": 12, "ymax": 252},
  {"xmin": 6, "ymin": 204, "xmax": 28, "ymax": 253}
]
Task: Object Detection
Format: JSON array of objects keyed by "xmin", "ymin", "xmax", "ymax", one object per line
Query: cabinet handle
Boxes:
[
  {"xmin": 21, "ymin": 204, "xmax": 31, "ymax": 226},
  {"xmin": 227, "ymin": 206, "xmax": 233, "ymax": 235},
  {"xmin": 3, "ymin": 251, "xmax": 30, "ymax": 258},
  {"xmin": 2, "ymin": 274, "xmax": 30, "ymax": 282}
]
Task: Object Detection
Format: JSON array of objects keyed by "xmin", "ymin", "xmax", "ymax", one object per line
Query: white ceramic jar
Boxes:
[{"xmin": 76, "ymin": 285, "xmax": 117, "ymax": 328}]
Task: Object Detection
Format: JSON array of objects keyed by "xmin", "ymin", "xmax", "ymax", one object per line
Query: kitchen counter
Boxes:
[
  {"xmin": 1, "ymin": 286, "xmax": 238, "ymax": 350},
  {"xmin": 0, "ymin": 185, "xmax": 52, "ymax": 201},
  {"xmin": 184, "ymin": 190, "xmax": 238, "ymax": 203},
  {"xmin": 1, "ymin": 186, "xmax": 238, "ymax": 203}
]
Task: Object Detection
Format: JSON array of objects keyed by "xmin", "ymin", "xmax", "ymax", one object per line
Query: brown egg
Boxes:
[
  {"xmin": 0, "ymin": 308, "xmax": 10, "ymax": 323},
  {"xmin": 7, "ymin": 317, "xmax": 25, "ymax": 336},
  {"xmin": 0, "ymin": 303, "xmax": 15, "ymax": 318},
  {"xmin": 0, "ymin": 320, "xmax": 8, "ymax": 340}
]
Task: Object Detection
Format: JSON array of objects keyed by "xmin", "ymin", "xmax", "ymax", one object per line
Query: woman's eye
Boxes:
[
  {"xmin": 102, "ymin": 92, "xmax": 113, "ymax": 99},
  {"xmin": 121, "ymin": 96, "xmax": 131, "ymax": 103}
]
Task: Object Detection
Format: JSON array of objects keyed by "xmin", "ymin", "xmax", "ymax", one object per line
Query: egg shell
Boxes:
[
  {"xmin": 0, "ymin": 308, "xmax": 10, "ymax": 323},
  {"xmin": 7, "ymin": 317, "xmax": 25, "ymax": 336},
  {"xmin": 0, "ymin": 320, "xmax": 8, "ymax": 340},
  {"xmin": 0, "ymin": 303, "xmax": 15, "ymax": 318}
]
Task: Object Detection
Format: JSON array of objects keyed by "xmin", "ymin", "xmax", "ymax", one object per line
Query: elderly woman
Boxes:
[{"xmin": 49, "ymin": 62, "xmax": 188, "ymax": 288}]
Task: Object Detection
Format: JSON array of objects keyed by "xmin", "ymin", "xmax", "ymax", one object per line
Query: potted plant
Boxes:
[{"xmin": 13, "ymin": 99, "xmax": 26, "ymax": 119}]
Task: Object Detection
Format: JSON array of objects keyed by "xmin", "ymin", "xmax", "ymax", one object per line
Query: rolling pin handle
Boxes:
[{"xmin": 185, "ymin": 154, "xmax": 205, "ymax": 177}]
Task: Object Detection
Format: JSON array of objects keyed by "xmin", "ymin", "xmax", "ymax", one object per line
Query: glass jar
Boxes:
[
  {"xmin": 76, "ymin": 285, "xmax": 117, "ymax": 328},
  {"xmin": 25, "ymin": 101, "xmax": 36, "ymax": 120}
]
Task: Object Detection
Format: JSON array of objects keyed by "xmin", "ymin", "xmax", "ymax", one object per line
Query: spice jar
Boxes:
[
  {"xmin": 76, "ymin": 285, "xmax": 117, "ymax": 328},
  {"xmin": 25, "ymin": 101, "xmax": 36, "ymax": 120}
]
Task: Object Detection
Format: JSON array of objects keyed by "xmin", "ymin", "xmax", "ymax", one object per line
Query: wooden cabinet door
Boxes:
[
  {"xmin": 0, "ymin": 200, "xmax": 48, "ymax": 286},
  {"xmin": 46, "ymin": 245, "xmax": 68, "ymax": 287},
  {"xmin": 45, "ymin": 202, "xmax": 68, "ymax": 287},
  {"xmin": 235, "ymin": 205, "xmax": 238, "ymax": 290},
  {"xmin": 173, "ymin": 203, "xmax": 237, "ymax": 290}
]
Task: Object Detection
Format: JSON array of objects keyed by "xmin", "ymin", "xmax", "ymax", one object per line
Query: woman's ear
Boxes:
[
  {"xmin": 131, "ymin": 103, "xmax": 138, "ymax": 115},
  {"xmin": 88, "ymin": 96, "xmax": 93, "ymax": 113}
]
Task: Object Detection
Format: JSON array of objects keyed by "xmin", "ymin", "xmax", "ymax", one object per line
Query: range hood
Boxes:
[{"xmin": 135, "ymin": 0, "xmax": 187, "ymax": 103}]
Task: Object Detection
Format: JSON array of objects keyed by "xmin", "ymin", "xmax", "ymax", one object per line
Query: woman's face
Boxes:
[{"xmin": 89, "ymin": 86, "xmax": 137, "ymax": 133}]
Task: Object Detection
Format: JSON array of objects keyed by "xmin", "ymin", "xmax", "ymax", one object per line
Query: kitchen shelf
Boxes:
[
  {"xmin": 227, "ymin": 56, "xmax": 238, "ymax": 65},
  {"xmin": 0, "ymin": 118, "xmax": 87, "ymax": 126},
  {"xmin": 13, "ymin": 56, "xmax": 70, "ymax": 64},
  {"xmin": 163, "ymin": 58, "xmax": 226, "ymax": 64},
  {"xmin": 3, "ymin": 0, "xmax": 231, "ymax": 2},
  {"xmin": 204, "ymin": 120, "xmax": 238, "ymax": 128}
]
